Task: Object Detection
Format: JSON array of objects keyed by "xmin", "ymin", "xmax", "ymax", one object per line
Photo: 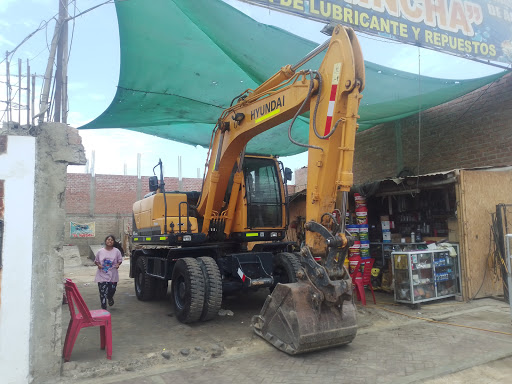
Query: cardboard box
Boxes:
[{"xmin": 391, "ymin": 233, "xmax": 402, "ymax": 243}]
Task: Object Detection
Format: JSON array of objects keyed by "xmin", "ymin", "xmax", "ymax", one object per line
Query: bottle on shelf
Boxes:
[{"xmin": 416, "ymin": 225, "xmax": 422, "ymax": 242}]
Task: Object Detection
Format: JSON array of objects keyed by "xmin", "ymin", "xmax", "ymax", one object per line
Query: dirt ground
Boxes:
[
  {"xmin": 61, "ymin": 257, "xmax": 393, "ymax": 380},
  {"xmin": 60, "ymin": 257, "xmax": 512, "ymax": 383}
]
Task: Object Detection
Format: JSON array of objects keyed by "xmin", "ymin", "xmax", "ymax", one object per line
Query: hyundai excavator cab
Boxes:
[{"xmin": 130, "ymin": 24, "xmax": 365, "ymax": 355}]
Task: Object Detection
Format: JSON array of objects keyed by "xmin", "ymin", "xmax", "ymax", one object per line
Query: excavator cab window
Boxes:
[{"xmin": 243, "ymin": 157, "xmax": 283, "ymax": 229}]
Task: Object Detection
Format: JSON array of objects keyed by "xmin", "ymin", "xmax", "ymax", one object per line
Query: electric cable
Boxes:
[{"xmin": 468, "ymin": 223, "xmax": 493, "ymax": 302}]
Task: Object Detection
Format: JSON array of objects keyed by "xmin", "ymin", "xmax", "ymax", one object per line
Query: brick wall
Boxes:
[
  {"xmin": 66, "ymin": 175, "xmax": 205, "ymax": 215},
  {"xmin": 353, "ymin": 72, "xmax": 512, "ymax": 184},
  {"xmin": 65, "ymin": 174, "xmax": 205, "ymax": 255},
  {"xmin": 63, "ymin": 173, "xmax": 91, "ymax": 214},
  {"xmin": 95, "ymin": 175, "xmax": 138, "ymax": 214}
]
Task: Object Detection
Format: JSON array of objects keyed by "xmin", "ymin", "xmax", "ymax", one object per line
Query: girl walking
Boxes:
[{"xmin": 94, "ymin": 235, "xmax": 123, "ymax": 309}]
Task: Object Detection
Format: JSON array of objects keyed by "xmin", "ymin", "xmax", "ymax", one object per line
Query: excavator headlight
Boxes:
[
  {"xmin": 270, "ymin": 232, "xmax": 278, "ymax": 238},
  {"xmin": 232, "ymin": 113, "xmax": 245, "ymax": 122},
  {"xmin": 183, "ymin": 235, "xmax": 191, "ymax": 242}
]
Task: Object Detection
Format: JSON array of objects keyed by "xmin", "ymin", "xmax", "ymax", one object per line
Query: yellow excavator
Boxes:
[{"xmin": 130, "ymin": 24, "xmax": 365, "ymax": 355}]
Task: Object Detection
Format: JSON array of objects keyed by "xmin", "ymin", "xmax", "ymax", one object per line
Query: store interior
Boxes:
[{"xmin": 344, "ymin": 174, "xmax": 461, "ymax": 305}]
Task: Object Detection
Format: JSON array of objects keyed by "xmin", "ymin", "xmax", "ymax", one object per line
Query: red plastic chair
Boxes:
[
  {"xmin": 349, "ymin": 259, "xmax": 362, "ymax": 280},
  {"xmin": 353, "ymin": 258, "xmax": 376, "ymax": 305},
  {"xmin": 63, "ymin": 279, "xmax": 112, "ymax": 361}
]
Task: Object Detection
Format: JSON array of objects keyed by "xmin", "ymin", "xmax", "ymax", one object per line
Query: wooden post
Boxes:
[
  {"xmin": 39, "ymin": 14, "xmax": 62, "ymax": 124},
  {"xmin": 62, "ymin": 1, "xmax": 69, "ymax": 124},
  {"xmin": 53, "ymin": 0, "xmax": 67, "ymax": 122}
]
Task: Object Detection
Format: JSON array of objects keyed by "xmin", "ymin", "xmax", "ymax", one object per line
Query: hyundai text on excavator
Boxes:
[{"xmin": 129, "ymin": 24, "xmax": 365, "ymax": 355}]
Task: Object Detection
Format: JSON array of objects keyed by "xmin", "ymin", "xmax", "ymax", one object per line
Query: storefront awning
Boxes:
[{"xmin": 80, "ymin": 0, "xmax": 507, "ymax": 157}]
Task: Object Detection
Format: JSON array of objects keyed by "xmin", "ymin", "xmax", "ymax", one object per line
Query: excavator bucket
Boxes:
[
  {"xmin": 252, "ymin": 239, "xmax": 357, "ymax": 355},
  {"xmin": 252, "ymin": 279, "xmax": 357, "ymax": 354},
  {"xmin": 252, "ymin": 221, "xmax": 358, "ymax": 355}
]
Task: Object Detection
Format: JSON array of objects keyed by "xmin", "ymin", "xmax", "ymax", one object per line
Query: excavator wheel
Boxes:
[
  {"xmin": 270, "ymin": 252, "xmax": 301, "ymax": 292},
  {"xmin": 171, "ymin": 258, "xmax": 205, "ymax": 323},
  {"xmin": 134, "ymin": 257, "xmax": 155, "ymax": 301},
  {"xmin": 197, "ymin": 257, "xmax": 223, "ymax": 321}
]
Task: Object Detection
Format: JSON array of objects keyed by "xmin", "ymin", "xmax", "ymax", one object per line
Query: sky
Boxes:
[{"xmin": 0, "ymin": 0, "xmax": 506, "ymax": 180}]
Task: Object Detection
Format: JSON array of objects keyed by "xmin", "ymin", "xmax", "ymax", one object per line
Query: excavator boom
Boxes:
[{"xmin": 251, "ymin": 25, "xmax": 365, "ymax": 354}]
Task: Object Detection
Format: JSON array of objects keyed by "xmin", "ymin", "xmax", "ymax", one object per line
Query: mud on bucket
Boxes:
[{"xmin": 251, "ymin": 280, "xmax": 357, "ymax": 355}]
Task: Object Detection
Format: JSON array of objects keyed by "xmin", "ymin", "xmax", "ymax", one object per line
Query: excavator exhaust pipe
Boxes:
[{"xmin": 252, "ymin": 220, "xmax": 357, "ymax": 355}]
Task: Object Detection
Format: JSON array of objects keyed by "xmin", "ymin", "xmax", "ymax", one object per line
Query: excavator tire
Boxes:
[
  {"xmin": 134, "ymin": 257, "xmax": 155, "ymax": 301},
  {"xmin": 197, "ymin": 256, "xmax": 223, "ymax": 321},
  {"xmin": 270, "ymin": 252, "xmax": 301, "ymax": 292},
  {"xmin": 171, "ymin": 258, "xmax": 205, "ymax": 323}
]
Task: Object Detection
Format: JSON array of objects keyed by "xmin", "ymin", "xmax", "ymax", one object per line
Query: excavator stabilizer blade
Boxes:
[{"xmin": 252, "ymin": 281, "xmax": 357, "ymax": 355}]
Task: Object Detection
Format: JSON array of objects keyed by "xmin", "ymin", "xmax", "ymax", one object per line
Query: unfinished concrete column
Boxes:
[{"xmin": 29, "ymin": 123, "xmax": 86, "ymax": 382}]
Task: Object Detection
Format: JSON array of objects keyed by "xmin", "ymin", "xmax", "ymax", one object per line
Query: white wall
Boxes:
[{"xmin": 0, "ymin": 136, "xmax": 36, "ymax": 383}]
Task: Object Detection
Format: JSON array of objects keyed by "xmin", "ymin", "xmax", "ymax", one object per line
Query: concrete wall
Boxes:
[
  {"xmin": 30, "ymin": 123, "xmax": 86, "ymax": 383},
  {"xmin": 0, "ymin": 123, "xmax": 85, "ymax": 383},
  {"xmin": 0, "ymin": 134, "xmax": 36, "ymax": 383}
]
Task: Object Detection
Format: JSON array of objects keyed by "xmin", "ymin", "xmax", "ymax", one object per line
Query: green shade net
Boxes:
[{"xmin": 80, "ymin": 0, "xmax": 506, "ymax": 156}]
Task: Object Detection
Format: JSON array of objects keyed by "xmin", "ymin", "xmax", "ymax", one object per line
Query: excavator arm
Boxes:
[{"xmin": 197, "ymin": 25, "xmax": 364, "ymax": 249}]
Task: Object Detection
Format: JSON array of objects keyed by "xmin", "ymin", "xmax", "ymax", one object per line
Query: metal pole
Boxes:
[
  {"xmin": 5, "ymin": 51, "xmax": 10, "ymax": 122},
  {"xmin": 31, "ymin": 74, "xmax": 35, "ymax": 122},
  {"xmin": 27, "ymin": 60, "xmax": 30, "ymax": 126},
  {"xmin": 137, "ymin": 153, "xmax": 141, "ymax": 179},
  {"xmin": 506, "ymin": 234, "xmax": 512, "ymax": 320},
  {"xmin": 18, "ymin": 58, "xmax": 21, "ymax": 125},
  {"xmin": 291, "ymin": 39, "xmax": 330, "ymax": 72},
  {"xmin": 91, "ymin": 150, "xmax": 96, "ymax": 177},
  {"xmin": 63, "ymin": 74, "xmax": 68, "ymax": 123}
]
